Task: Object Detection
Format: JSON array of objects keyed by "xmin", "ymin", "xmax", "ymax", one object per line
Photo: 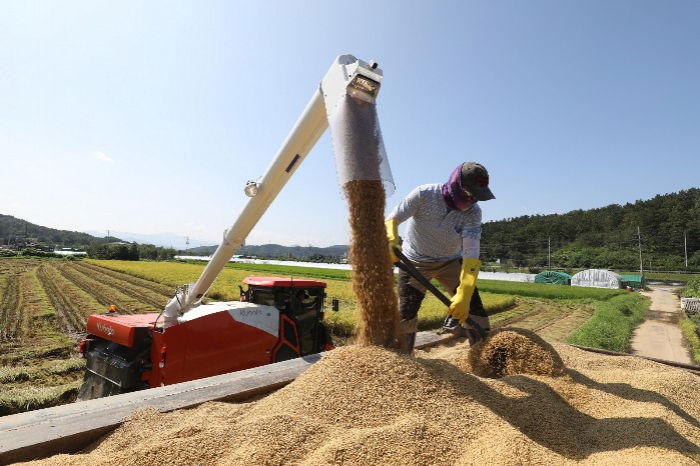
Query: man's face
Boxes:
[{"xmin": 458, "ymin": 189, "xmax": 477, "ymax": 210}]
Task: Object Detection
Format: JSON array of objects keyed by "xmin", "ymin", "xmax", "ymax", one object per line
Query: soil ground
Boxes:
[{"xmin": 632, "ymin": 286, "xmax": 695, "ymax": 365}]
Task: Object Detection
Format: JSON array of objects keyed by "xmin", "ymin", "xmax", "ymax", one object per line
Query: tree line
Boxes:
[
  {"xmin": 85, "ymin": 243, "xmax": 177, "ymax": 261},
  {"xmin": 482, "ymin": 188, "xmax": 700, "ymax": 271}
]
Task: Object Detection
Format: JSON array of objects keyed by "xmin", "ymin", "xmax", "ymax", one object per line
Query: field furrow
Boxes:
[
  {"xmin": 76, "ymin": 261, "xmax": 173, "ymax": 296},
  {"xmin": 530, "ymin": 305, "xmax": 594, "ymax": 338},
  {"xmin": 0, "ymin": 274, "xmax": 20, "ymax": 341},
  {"xmin": 492, "ymin": 303, "xmax": 550, "ymax": 329},
  {"xmin": 36, "ymin": 265, "xmax": 88, "ymax": 339},
  {"xmin": 66, "ymin": 262, "xmax": 171, "ymax": 310},
  {"xmin": 492, "ymin": 298, "xmax": 596, "ymax": 342},
  {"xmin": 0, "ymin": 274, "xmax": 6, "ymax": 314},
  {"xmin": 53, "ymin": 262, "xmax": 161, "ymax": 314},
  {"xmin": 18, "ymin": 265, "xmax": 59, "ymax": 341}
]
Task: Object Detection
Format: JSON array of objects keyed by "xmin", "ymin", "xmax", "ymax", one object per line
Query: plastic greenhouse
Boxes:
[
  {"xmin": 570, "ymin": 269, "xmax": 623, "ymax": 289},
  {"xmin": 534, "ymin": 271, "xmax": 572, "ymax": 285}
]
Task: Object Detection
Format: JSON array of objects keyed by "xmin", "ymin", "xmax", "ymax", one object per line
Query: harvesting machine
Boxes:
[{"xmin": 77, "ymin": 54, "xmax": 392, "ymax": 400}]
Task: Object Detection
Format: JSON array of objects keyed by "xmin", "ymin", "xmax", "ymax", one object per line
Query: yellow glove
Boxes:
[
  {"xmin": 386, "ymin": 218, "xmax": 401, "ymax": 264},
  {"xmin": 448, "ymin": 258, "xmax": 481, "ymax": 324}
]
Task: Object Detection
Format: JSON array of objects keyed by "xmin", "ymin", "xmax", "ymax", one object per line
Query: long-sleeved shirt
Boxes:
[{"xmin": 387, "ymin": 183, "xmax": 482, "ymax": 263}]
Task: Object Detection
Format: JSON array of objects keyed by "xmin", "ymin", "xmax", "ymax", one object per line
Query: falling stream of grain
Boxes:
[
  {"xmin": 344, "ymin": 179, "xmax": 400, "ymax": 348},
  {"xmin": 329, "ymin": 92, "xmax": 400, "ymax": 349}
]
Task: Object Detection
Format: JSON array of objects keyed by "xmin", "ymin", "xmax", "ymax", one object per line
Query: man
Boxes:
[{"xmin": 386, "ymin": 162, "xmax": 495, "ymax": 353}]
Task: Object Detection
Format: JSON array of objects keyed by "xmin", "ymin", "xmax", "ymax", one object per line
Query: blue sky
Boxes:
[{"xmin": 1, "ymin": 1, "xmax": 698, "ymax": 248}]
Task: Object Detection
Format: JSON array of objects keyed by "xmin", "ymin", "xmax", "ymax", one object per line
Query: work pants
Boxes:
[{"xmin": 397, "ymin": 258, "xmax": 490, "ymax": 336}]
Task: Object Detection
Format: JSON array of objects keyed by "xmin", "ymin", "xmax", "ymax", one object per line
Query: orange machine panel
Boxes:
[{"xmin": 86, "ymin": 313, "xmax": 160, "ymax": 347}]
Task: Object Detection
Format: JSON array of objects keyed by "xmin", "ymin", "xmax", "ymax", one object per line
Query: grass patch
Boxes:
[
  {"xmin": 0, "ymin": 366, "xmax": 31, "ymax": 383},
  {"xmin": 478, "ymin": 280, "xmax": 626, "ymax": 301},
  {"xmin": 565, "ymin": 293, "xmax": 648, "ymax": 352},
  {"xmin": 679, "ymin": 318, "xmax": 700, "ymax": 365},
  {"xmin": 681, "ymin": 276, "xmax": 700, "ymax": 298},
  {"xmin": 225, "ymin": 262, "xmax": 353, "ymax": 281},
  {"xmin": 679, "ymin": 276, "xmax": 700, "ymax": 363},
  {"xmin": 0, "ymin": 381, "xmax": 80, "ymax": 416},
  {"xmin": 643, "ymin": 271, "xmax": 698, "ymax": 284},
  {"xmin": 1, "ymin": 337, "xmax": 75, "ymax": 364}
]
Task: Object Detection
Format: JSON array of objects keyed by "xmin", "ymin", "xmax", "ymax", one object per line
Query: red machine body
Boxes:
[{"xmin": 78, "ymin": 277, "xmax": 332, "ymax": 400}]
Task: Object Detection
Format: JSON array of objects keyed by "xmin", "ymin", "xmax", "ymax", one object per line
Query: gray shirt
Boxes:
[{"xmin": 388, "ymin": 183, "xmax": 482, "ymax": 263}]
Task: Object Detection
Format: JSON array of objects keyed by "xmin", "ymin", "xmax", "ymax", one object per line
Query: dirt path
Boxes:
[{"xmin": 631, "ymin": 286, "xmax": 695, "ymax": 364}]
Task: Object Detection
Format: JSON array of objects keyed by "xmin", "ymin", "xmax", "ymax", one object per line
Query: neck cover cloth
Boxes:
[{"xmin": 442, "ymin": 164, "xmax": 475, "ymax": 211}]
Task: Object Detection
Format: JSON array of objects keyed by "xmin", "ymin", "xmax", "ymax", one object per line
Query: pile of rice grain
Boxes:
[
  {"xmin": 463, "ymin": 328, "xmax": 568, "ymax": 378},
  {"xmin": 21, "ymin": 341, "xmax": 700, "ymax": 466}
]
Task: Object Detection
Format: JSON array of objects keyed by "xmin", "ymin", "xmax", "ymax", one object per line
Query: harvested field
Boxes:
[
  {"xmin": 0, "ymin": 259, "xmax": 174, "ymax": 415},
  {"xmin": 35, "ymin": 265, "xmax": 91, "ymax": 338},
  {"xmin": 20, "ymin": 336, "xmax": 700, "ymax": 465}
]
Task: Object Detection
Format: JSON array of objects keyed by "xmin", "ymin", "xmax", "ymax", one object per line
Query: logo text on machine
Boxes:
[{"xmin": 97, "ymin": 322, "xmax": 115, "ymax": 336}]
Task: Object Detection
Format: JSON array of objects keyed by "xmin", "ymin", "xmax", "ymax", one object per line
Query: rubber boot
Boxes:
[
  {"xmin": 400, "ymin": 332, "xmax": 417, "ymax": 355},
  {"xmin": 442, "ymin": 315, "xmax": 462, "ymax": 336},
  {"xmin": 464, "ymin": 315, "xmax": 490, "ymax": 345}
]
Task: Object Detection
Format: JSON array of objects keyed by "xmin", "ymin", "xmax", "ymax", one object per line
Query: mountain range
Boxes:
[{"xmin": 83, "ymin": 230, "xmax": 213, "ymax": 250}]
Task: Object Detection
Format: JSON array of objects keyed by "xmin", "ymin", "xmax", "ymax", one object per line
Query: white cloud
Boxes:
[{"xmin": 92, "ymin": 151, "xmax": 113, "ymax": 163}]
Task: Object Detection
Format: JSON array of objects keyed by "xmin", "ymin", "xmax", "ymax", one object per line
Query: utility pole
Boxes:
[
  {"xmin": 186, "ymin": 236, "xmax": 190, "ymax": 252},
  {"xmin": 637, "ymin": 226, "xmax": 644, "ymax": 277},
  {"xmin": 685, "ymin": 230, "xmax": 688, "ymax": 268},
  {"xmin": 548, "ymin": 237, "xmax": 551, "ymax": 269}
]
